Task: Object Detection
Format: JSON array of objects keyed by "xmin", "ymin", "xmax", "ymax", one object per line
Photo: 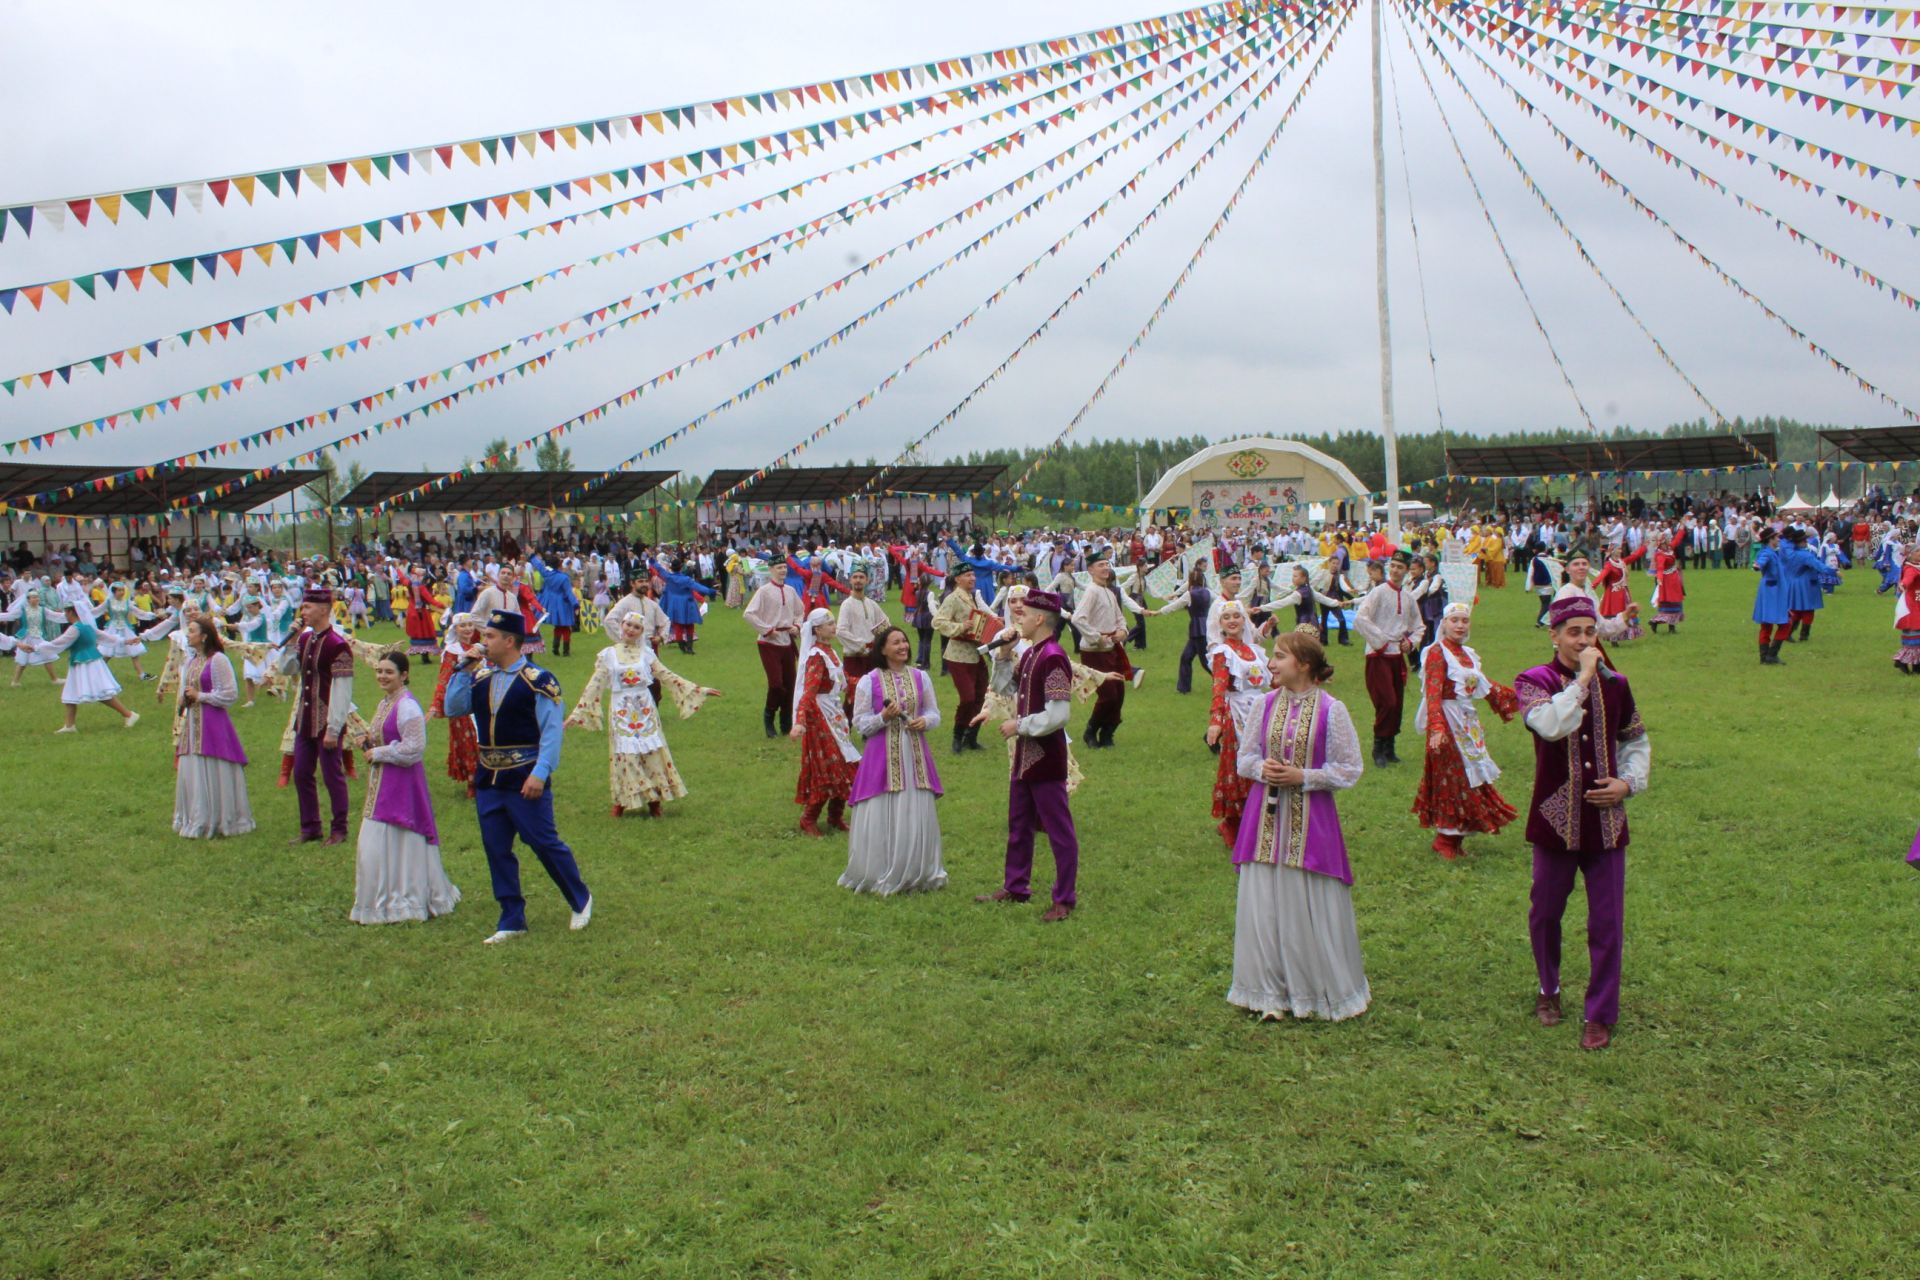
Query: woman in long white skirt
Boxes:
[
  {"xmin": 1227, "ymin": 627, "xmax": 1369, "ymax": 1022},
  {"xmin": 351, "ymin": 649, "xmax": 460, "ymax": 924},
  {"xmin": 173, "ymin": 616, "xmax": 254, "ymax": 839},
  {"xmin": 841, "ymin": 626, "xmax": 947, "ymax": 895},
  {"xmin": 3, "ymin": 585, "xmax": 67, "ymax": 686},
  {"xmin": 96, "ymin": 581, "xmax": 157, "ymax": 680},
  {"xmin": 38, "ymin": 603, "xmax": 140, "ymax": 733}
]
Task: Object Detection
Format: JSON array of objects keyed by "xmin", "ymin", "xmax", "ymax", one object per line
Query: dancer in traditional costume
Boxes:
[
  {"xmin": 976, "ymin": 585, "xmax": 1114, "ymax": 794},
  {"xmin": 3, "ymin": 585, "xmax": 66, "ymax": 686},
  {"xmin": 39, "ymin": 601, "xmax": 140, "ymax": 733},
  {"xmin": 97, "ymin": 582, "xmax": 156, "ymax": 680},
  {"xmin": 1781, "ymin": 527, "xmax": 1826, "ymax": 645},
  {"xmin": 1353, "ymin": 554, "xmax": 1422, "ymax": 767},
  {"xmin": 1527, "ymin": 552, "xmax": 1563, "ymax": 627},
  {"xmin": 1892, "ymin": 543, "xmax": 1920, "ymax": 674},
  {"xmin": 1206, "ymin": 600, "xmax": 1271, "ymax": 846},
  {"xmin": 840, "ymin": 625, "xmax": 948, "ymax": 895},
  {"xmin": 350, "ymin": 649, "xmax": 461, "ymax": 924},
  {"xmin": 931, "ymin": 565, "xmax": 991, "ymax": 754},
  {"xmin": 1595, "ymin": 546, "xmax": 1646, "ymax": 641},
  {"xmin": 1646, "ymin": 534, "xmax": 1685, "ymax": 635},
  {"xmin": 429, "ymin": 613, "xmax": 482, "ymax": 794},
  {"xmin": 1227, "ymin": 626, "xmax": 1369, "ymax": 1021},
  {"xmin": 443, "ymin": 608, "xmax": 593, "ymax": 945},
  {"xmin": 790, "ymin": 608, "xmax": 860, "ymax": 837},
  {"xmin": 1070, "ymin": 549, "xmax": 1145, "ymax": 749},
  {"xmin": 536, "ymin": 559, "xmax": 580, "ymax": 657},
  {"xmin": 743, "ymin": 559, "xmax": 806, "ymax": 739},
  {"xmin": 565, "ymin": 611, "xmax": 719, "ymax": 818},
  {"xmin": 273, "ymin": 588, "xmax": 356, "ymax": 846},
  {"xmin": 1156, "ymin": 564, "xmax": 1215, "ymax": 695},
  {"xmin": 402, "ymin": 577, "xmax": 444, "ymax": 658},
  {"xmin": 172, "ymin": 615, "xmax": 252, "ymax": 838},
  {"xmin": 1516, "ymin": 596, "xmax": 1651, "ymax": 1051},
  {"xmin": 973, "ymin": 589, "xmax": 1081, "ymax": 923},
  {"xmin": 647, "ymin": 556, "xmax": 713, "ymax": 655},
  {"xmin": 835, "ymin": 565, "xmax": 889, "ymax": 699},
  {"xmin": 1751, "ymin": 527, "xmax": 1793, "ymax": 666},
  {"xmin": 227, "ymin": 595, "xmax": 272, "ymax": 705},
  {"xmin": 1412, "ymin": 603, "xmax": 1519, "ymax": 860},
  {"xmin": 1553, "ymin": 556, "xmax": 1634, "ymax": 642}
]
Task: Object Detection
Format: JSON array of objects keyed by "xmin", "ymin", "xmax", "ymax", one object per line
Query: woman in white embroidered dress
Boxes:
[
  {"xmin": 3, "ymin": 585, "xmax": 66, "ymax": 686},
  {"xmin": 840, "ymin": 626, "xmax": 946, "ymax": 895},
  {"xmin": 565, "ymin": 611, "xmax": 721, "ymax": 818}
]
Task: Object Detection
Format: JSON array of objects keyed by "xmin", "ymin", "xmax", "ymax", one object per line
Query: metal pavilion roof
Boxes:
[
  {"xmin": 1817, "ymin": 425, "xmax": 1920, "ymax": 466},
  {"xmin": 333, "ymin": 470, "xmax": 679, "ymax": 512},
  {"xmin": 0, "ymin": 463, "xmax": 320, "ymax": 516},
  {"xmin": 697, "ymin": 463, "xmax": 1005, "ymax": 503},
  {"xmin": 1444, "ymin": 433, "xmax": 1776, "ymax": 477}
]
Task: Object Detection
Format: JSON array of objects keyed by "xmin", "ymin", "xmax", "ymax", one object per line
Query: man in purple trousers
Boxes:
[
  {"xmin": 274, "ymin": 587, "xmax": 355, "ymax": 846},
  {"xmin": 1514, "ymin": 596, "xmax": 1652, "ymax": 1051},
  {"xmin": 974, "ymin": 589, "xmax": 1080, "ymax": 923}
]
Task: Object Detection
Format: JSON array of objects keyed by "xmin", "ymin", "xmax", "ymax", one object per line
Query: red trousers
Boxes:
[
  {"xmin": 1081, "ymin": 648, "xmax": 1128, "ymax": 731},
  {"xmin": 948, "ymin": 659, "xmax": 985, "ymax": 730},
  {"xmin": 757, "ymin": 641, "xmax": 797, "ymax": 714},
  {"xmin": 1364, "ymin": 651, "xmax": 1408, "ymax": 738}
]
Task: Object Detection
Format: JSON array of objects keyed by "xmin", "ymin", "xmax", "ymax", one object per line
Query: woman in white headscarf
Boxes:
[
  {"xmin": 790, "ymin": 607, "xmax": 860, "ymax": 837},
  {"xmin": 1205, "ymin": 600, "xmax": 1271, "ymax": 846},
  {"xmin": 1411, "ymin": 602, "xmax": 1519, "ymax": 861},
  {"xmin": 2, "ymin": 584, "xmax": 66, "ymax": 686},
  {"xmin": 565, "ymin": 610, "xmax": 722, "ymax": 818}
]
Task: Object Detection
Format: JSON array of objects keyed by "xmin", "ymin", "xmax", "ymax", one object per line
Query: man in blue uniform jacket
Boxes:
[{"xmin": 444, "ymin": 608, "xmax": 593, "ymax": 945}]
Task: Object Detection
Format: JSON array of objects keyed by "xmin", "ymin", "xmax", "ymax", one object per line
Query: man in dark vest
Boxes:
[
  {"xmin": 274, "ymin": 586, "xmax": 354, "ymax": 846},
  {"xmin": 974, "ymin": 590, "xmax": 1080, "ymax": 923},
  {"xmin": 444, "ymin": 608, "xmax": 592, "ymax": 945}
]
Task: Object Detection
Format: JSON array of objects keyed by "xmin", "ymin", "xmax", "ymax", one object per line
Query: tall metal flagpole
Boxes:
[{"xmin": 1372, "ymin": 0, "xmax": 1402, "ymax": 542}]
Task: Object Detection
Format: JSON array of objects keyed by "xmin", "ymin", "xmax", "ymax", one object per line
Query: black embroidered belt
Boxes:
[{"xmin": 477, "ymin": 745, "xmax": 537, "ymax": 770}]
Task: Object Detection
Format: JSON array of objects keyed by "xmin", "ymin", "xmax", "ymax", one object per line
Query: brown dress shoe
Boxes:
[
  {"xmin": 287, "ymin": 834, "xmax": 319, "ymax": 847},
  {"xmin": 323, "ymin": 831, "xmax": 348, "ymax": 848},
  {"xmin": 973, "ymin": 888, "xmax": 1030, "ymax": 904},
  {"xmin": 1535, "ymin": 993, "xmax": 1562, "ymax": 1027},
  {"xmin": 1039, "ymin": 903, "xmax": 1074, "ymax": 923},
  {"xmin": 1580, "ymin": 1021, "xmax": 1612, "ymax": 1051}
]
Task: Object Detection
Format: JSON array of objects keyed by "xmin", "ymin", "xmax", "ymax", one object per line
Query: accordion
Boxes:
[{"xmin": 966, "ymin": 610, "xmax": 1004, "ymax": 646}]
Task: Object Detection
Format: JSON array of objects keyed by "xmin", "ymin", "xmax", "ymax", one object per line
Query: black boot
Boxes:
[
  {"xmin": 1383, "ymin": 736, "xmax": 1400, "ymax": 764},
  {"xmin": 1769, "ymin": 640, "xmax": 1786, "ymax": 665},
  {"xmin": 1758, "ymin": 644, "xmax": 1771, "ymax": 666},
  {"xmin": 1104, "ymin": 720, "xmax": 1120, "ymax": 749},
  {"xmin": 1371, "ymin": 736, "xmax": 1388, "ymax": 767},
  {"xmin": 952, "ymin": 726, "xmax": 967, "ymax": 756},
  {"xmin": 778, "ymin": 705, "xmax": 792, "ymax": 736},
  {"xmin": 965, "ymin": 726, "xmax": 985, "ymax": 751},
  {"xmin": 1798, "ymin": 620, "xmax": 1811, "ymax": 642},
  {"xmin": 1085, "ymin": 722, "xmax": 1105, "ymax": 749},
  {"xmin": 763, "ymin": 707, "xmax": 777, "ymax": 739}
]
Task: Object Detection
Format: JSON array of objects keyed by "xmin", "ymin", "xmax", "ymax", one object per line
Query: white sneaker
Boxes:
[
  {"xmin": 123, "ymin": 711, "xmax": 140, "ymax": 730},
  {"xmin": 242, "ymin": 700, "xmax": 255, "ymax": 708},
  {"xmin": 55, "ymin": 725, "xmax": 77, "ymax": 734},
  {"xmin": 1130, "ymin": 669, "xmax": 1147, "ymax": 689},
  {"xmin": 482, "ymin": 929, "xmax": 527, "ymax": 946},
  {"xmin": 569, "ymin": 895, "xmax": 593, "ymax": 931}
]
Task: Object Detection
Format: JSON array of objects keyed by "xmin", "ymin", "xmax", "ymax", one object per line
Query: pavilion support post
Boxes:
[{"xmin": 1371, "ymin": 0, "xmax": 1401, "ymax": 544}]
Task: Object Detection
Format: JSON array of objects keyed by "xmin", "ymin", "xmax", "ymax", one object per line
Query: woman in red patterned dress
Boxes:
[
  {"xmin": 429, "ymin": 612, "xmax": 481, "ymax": 797},
  {"xmin": 790, "ymin": 608, "xmax": 860, "ymax": 837},
  {"xmin": 1596, "ymin": 544, "xmax": 1646, "ymax": 641},
  {"xmin": 1205, "ymin": 601, "xmax": 1270, "ymax": 846},
  {"xmin": 1412, "ymin": 603, "xmax": 1519, "ymax": 860}
]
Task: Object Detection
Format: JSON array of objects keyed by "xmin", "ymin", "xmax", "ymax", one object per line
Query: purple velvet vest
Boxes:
[
  {"xmin": 182, "ymin": 659, "xmax": 248, "ymax": 766},
  {"xmin": 1012, "ymin": 638, "xmax": 1071, "ymax": 784},
  {"xmin": 849, "ymin": 667, "xmax": 944, "ymax": 803},
  {"xmin": 1231, "ymin": 690, "xmax": 1352, "ymax": 884},
  {"xmin": 365, "ymin": 693, "xmax": 439, "ymax": 843},
  {"xmin": 1514, "ymin": 662, "xmax": 1644, "ymax": 854}
]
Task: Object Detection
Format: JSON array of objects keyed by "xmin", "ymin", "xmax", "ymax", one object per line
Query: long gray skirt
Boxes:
[
  {"xmin": 840, "ymin": 788, "xmax": 946, "ymax": 896},
  {"xmin": 351, "ymin": 820, "xmax": 461, "ymax": 924},
  {"xmin": 173, "ymin": 756, "xmax": 256, "ymax": 840},
  {"xmin": 1228, "ymin": 861, "xmax": 1370, "ymax": 1021}
]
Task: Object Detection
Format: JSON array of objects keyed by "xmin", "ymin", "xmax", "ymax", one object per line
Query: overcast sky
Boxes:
[{"xmin": 1, "ymin": 0, "xmax": 1914, "ymax": 503}]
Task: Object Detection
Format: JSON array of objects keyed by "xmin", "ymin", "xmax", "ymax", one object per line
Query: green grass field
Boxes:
[{"xmin": 3, "ymin": 567, "xmax": 1915, "ymax": 1278}]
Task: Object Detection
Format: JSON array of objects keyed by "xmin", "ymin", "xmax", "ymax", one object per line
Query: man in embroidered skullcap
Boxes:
[
  {"xmin": 272, "ymin": 585, "xmax": 355, "ymax": 846},
  {"xmin": 1513, "ymin": 595, "xmax": 1652, "ymax": 1051}
]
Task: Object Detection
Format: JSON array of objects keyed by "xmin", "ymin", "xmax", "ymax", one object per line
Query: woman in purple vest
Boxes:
[
  {"xmin": 1228, "ymin": 625, "xmax": 1369, "ymax": 1022},
  {"xmin": 841, "ymin": 626, "xmax": 946, "ymax": 896},
  {"xmin": 350, "ymin": 649, "xmax": 461, "ymax": 924},
  {"xmin": 172, "ymin": 615, "xmax": 252, "ymax": 839}
]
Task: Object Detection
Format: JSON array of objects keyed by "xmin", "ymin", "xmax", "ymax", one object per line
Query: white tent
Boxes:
[
  {"xmin": 1777, "ymin": 490, "xmax": 1813, "ymax": 512},
  {"xmin": 1819, "ymin": 488, "xmax": 1843, "ymax": 509}
]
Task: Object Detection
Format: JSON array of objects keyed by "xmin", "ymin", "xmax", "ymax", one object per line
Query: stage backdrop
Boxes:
[{"xmin": 1139, "ymin": 437, "xmax": 1369, "ymax": 529}]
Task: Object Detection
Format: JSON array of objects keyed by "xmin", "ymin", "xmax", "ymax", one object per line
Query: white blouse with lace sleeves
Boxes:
[
  {"xmin": 366, "ymin": 697, "xmax": 427, "ymax": 767},
  {"xmin": 198, "ymin": 653, "xmax": 241, "ymax": 709},
  {"xmin": 1301, "ymin": 697, "xmax": 1364, "ymax": 793}
]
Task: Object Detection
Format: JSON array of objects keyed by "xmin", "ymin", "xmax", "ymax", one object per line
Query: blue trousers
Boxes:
[{"xmin": 476, "ymin": 786, "xmax": 590, "ymax": 932}]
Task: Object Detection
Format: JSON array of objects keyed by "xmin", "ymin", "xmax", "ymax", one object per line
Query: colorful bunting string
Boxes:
[
  {"xmin": 0, "ymin": 0, "xmax": 1271, "ymax": 240},
  {"xmin": 703, "ymin": 5, "xmax": 1355, "ymax": 513},
  {"xmin": 363, "ymin": 4, "xmax": 1346, "ymax": 518},
  {"xmin": 3, "ymin": 11, "xmax": 1256, "ymax": 398},
  {"xmin": 1401, "ymin": 0, "xmax": 1920, "ymax": 419},
  {"xmin": 1509, "ymin": 0, "xmax": 1920, "ymax": 79},
  {"xmin": 0, "ymin": 4, "xmax": 1256, "ymax": 321}
]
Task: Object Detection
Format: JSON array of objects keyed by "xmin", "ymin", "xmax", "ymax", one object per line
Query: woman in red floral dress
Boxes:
[
  {"xmin": 790, "ymin": 608, "xmax": 860, "ymax": 837},
  {"xmin": 1205, "ymin": 601, "xmax": 1270, "ymax": 845},
  {"xmin": 429, "ymin": 613, "xmax": 481, "ymax": 797},
  {"xmin": 1412, "ymin": 603, "xmax": 1519, "ymax": 860}
]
